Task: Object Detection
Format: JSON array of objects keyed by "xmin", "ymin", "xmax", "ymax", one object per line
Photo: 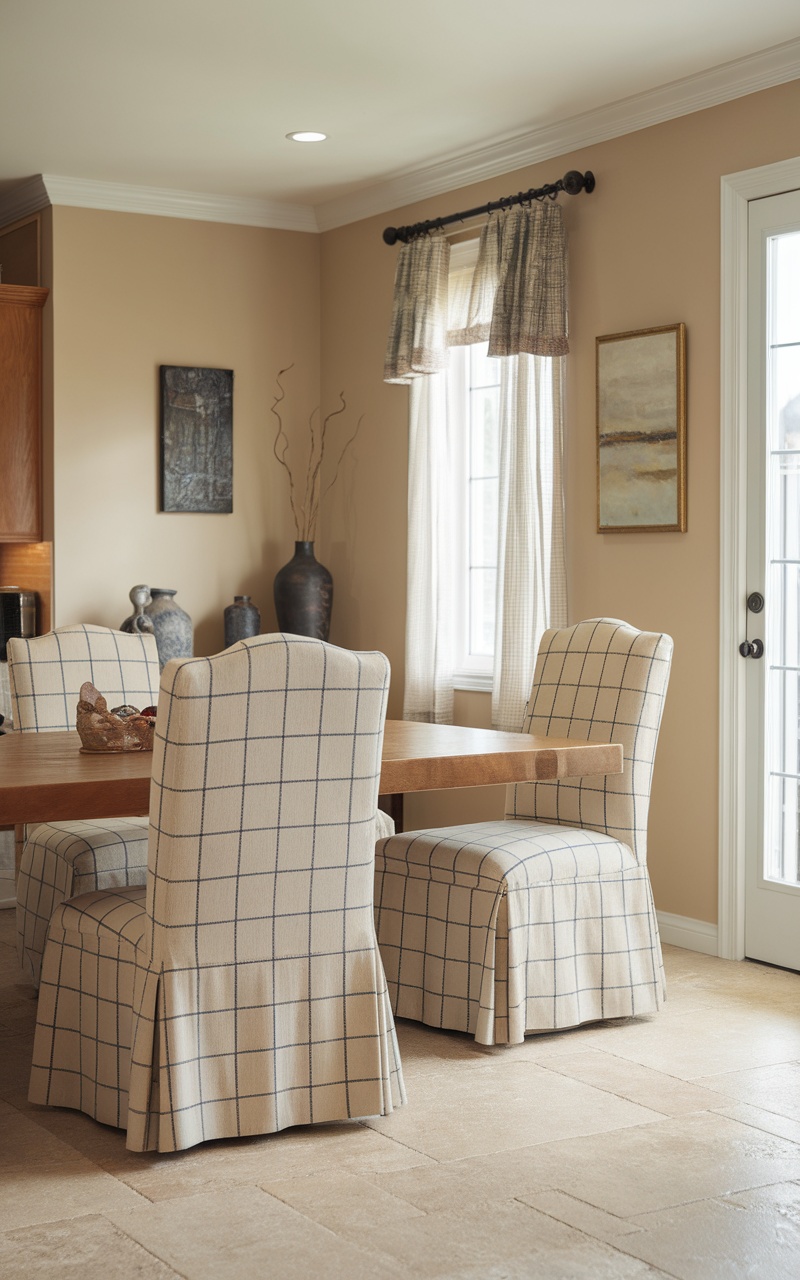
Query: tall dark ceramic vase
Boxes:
[
  {"xmin": 273, "ymin": 542, "xmax": 333, "ymax": 641},
  {"xmin": 144, "ymin": 588, "xmax": 193, "ymax": 669}
]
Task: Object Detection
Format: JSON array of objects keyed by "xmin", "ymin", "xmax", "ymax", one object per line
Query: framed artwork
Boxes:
[
  {"xmin": 596, "ymin": 324, "xmax": 686, "ymax": 533},
  {"xmin": 160, "ymin": 365, "xmax": 233, "ymax": 513}
]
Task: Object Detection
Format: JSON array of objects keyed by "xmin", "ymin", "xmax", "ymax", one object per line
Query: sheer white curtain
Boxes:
[
  {"xmin": 493, "ymin": 353, "xmax": 566, "ymax": 730},
  {"xmin": 403, "ymin": 370, "xmax": 455, "ymax": 723},
  {"xmin": 389, "ymin": 206, "xmax": 568, "ymax": 730}
]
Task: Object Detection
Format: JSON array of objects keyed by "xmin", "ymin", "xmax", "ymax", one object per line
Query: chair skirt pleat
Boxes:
[{"xmin": 30, "ymin": 894, "xmax": 406, "ymax": 1153}]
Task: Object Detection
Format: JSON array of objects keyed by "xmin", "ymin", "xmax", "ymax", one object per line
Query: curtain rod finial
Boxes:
[
  {"xmin": 383, "ymin": 226, "xmax": 400, "ymax": 245},
  {"xmin": 563, "ymin": 170, "xmax": 595, "ymax": 196}
]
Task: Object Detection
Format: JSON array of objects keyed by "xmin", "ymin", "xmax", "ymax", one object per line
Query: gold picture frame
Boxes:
[{"xmin": 596, "ymin": 323, "xmax": 686, "ymax": 533}]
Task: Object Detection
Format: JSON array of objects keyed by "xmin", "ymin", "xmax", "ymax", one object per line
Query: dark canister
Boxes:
[
  {"xmin": 0, "ymin": 588, "xmax": 37, "ymax": 661},
  {"xmin": 224, "ymin": 595, "xmax": 261, "ymax": 648},
  {"xmin": 273, "ymin": 542, "xmax": 333, "ymax": 641}
]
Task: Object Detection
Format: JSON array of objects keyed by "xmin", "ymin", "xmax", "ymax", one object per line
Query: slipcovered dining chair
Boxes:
[
  {"xmin": 374, "ymin": 618, "xmax": 673, "ymax": 1046},
  {"xmin": 9, "ymin": 623, "xmax": 161, "ymax": 987},
  {"xmin": 29, "ymin": 633, "xmax": 405, "ymax": 1152}
]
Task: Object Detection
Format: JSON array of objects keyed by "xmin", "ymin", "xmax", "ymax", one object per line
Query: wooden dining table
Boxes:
[{"xmin": 0, "ymin": 720, "xmax": 623, "ymax": 828}]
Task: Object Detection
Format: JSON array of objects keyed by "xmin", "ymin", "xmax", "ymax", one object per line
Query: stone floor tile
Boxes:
[
  {"xmin": 0, "ymin": 1214, "xmax": 180, "ymax": 1279},
  {"xmin": 261, "ymin": 1169, "xmax": 426, "ymax": 1234},
  {"xmin": 580, "ymin": 1002, "xmax": 800, "ymax": 1078},
  {"xmin": 373, "ymin": 1145, "xmax": 554, "ymax": 1212},
  {"xmin": 353, "ymin": 1198, "xmax": 667, "ymax": 1279},
  {"xmin": 99, "ymin": 1122, "xmax": 434, "ymax": 1202},
  {"xmin": 539, "ymin": 1047, "xmax": 728, "ymax": 1115},
  {"xmin": 107, "ymin": 1185, "xmax": 407, "ymax": 1279},
  {"xmin": 617, "ymin": 1181, "xmax": 800, "ymax": 1279},
  {"xmin": 714, "ymin": 1102, "xmax": 800, "ymax": 1146},
  {"xmin": 519, "ymin": 1188, "xmax": 643, "ymax": 1242},
  {"xmin": 514, "ymin": 1111, "xmax": 800, "ymax": 1218},
  {"xmin": 0, "ymin": 1101, "xmax": 106, "ymax": 1173},
  {"xmin": 695, "ymin": 1061, "xmax": 800, "ymax": 1120},
  {"xmin": 0, "ymin": 1152, "xmax": 150, "ymax": 1232},
  {"xmin": 366, "ymin": 1060, "xmax": 662, "ymax": 1162}
]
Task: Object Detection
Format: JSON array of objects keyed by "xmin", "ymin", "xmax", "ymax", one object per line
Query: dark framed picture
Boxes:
[
  {"xmin": 160, "ymin": 365, "xmax": 233, "ymax": 513},
  {"xmin": 596, "ymin": 324, "xmax": 687, "ymax": 533}
]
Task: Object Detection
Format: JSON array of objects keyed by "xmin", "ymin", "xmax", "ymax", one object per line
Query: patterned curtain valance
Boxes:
[
  {"xmin": 489, "ymin": 203, "xmax": 568, "ymax": 359},
  {"xmin": 383, "ymin": 235, "xmax": 451, "ymax": 385},
  {"xmin": 384, "ymin": 202, "xmax": 568, "ymax": 383}
]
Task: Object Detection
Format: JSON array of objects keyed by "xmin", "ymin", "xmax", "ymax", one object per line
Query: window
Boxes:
[
  {"xmin": 450, "ymin": 341, "xmax": 500, "ymax": 691},
  {"xmin": 401, "ymin": 215, "xmax": 567, "ymax": 728}
]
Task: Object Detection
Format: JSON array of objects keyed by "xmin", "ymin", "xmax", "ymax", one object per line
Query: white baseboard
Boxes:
[{"xmin": 657, "ymin": 910, "xmax": 718, "ymax": 956}]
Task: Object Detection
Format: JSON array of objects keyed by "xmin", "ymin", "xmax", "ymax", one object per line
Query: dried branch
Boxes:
[
  {"xmin": 271, "ymin": 365, "xmax": 302, "ymax": 537},
  {"xmin": 270, "ymin": 371, "xmax": 361, "ymax": 541},
  {"xmin": 318, "ymin": 414, "xmax": 363, "ymax": 521}
]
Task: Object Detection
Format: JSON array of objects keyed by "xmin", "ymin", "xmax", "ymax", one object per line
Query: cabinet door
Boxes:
[{"xmin": 0, "ymin": 285, "xmax": 48, "ymax": 542}]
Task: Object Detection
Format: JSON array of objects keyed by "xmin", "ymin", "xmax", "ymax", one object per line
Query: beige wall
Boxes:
[
  {"xmin": 50, "ymin": 208, "xmax": 320, "ymax": 656},
  {"xmin": 320, "ymin": 80, "xmax": 800, "ymax": 925}
]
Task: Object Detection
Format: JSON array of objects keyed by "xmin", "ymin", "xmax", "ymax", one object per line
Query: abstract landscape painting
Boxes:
[{"xmin": 596, "ymin": 324, "xmax": 686, "ymax": 532}]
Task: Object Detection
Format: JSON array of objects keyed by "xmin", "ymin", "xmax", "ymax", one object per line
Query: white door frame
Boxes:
[{"xmin": 719, "ymin": 155, "xmax": 800, "ymax": 960}]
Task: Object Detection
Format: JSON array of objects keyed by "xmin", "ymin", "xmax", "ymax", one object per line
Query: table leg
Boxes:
[{"xmin": 378, "ymin": 793, "xmax": 404, "ymax": 834}]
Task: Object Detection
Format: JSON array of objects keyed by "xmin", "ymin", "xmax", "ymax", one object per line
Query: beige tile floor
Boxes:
[{"xmin": 0, "ymin": 907, "xmax": 799, "ymax": 1279}]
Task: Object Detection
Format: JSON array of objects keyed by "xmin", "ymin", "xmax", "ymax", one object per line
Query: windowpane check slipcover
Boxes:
[
  {"xmin": 29, "ymin": 634, "xmax": 406, "ymax": 1152},
  {"xmin": 10, "ymin": 624, "xmax": 161, "ymax": 987},
  {"xmin": 374, "ymin": 618, "xmax": 673, "ymax": 1045}
]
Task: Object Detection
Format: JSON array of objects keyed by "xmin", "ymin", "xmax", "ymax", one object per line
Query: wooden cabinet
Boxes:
[{"xmin": 0, "ymin": 284, "xmax": 49, "ymax": 542}]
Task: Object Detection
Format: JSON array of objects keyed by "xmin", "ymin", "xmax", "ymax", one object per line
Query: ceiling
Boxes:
[{"xmin": 2, "ymin": 0, "xmax": 799, "ymax": 231}]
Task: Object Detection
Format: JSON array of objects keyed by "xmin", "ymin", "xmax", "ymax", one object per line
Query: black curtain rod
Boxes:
[{"xmin": 382, "ymin": 169, "xmax": 595, "ymax": 246}]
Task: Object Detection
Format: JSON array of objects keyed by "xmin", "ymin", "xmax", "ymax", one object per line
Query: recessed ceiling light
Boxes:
[{"xmin": 286, "ymin": 131, "xmax": 327, "ymax": 143}]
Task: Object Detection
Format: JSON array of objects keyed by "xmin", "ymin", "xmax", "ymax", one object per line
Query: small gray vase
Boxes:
[{"xmin": 144, "ymin": 588, "xmax": 193, "ymax": 669}]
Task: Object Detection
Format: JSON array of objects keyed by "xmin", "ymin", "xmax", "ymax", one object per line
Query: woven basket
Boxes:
[{"xmin": 76, "ymin": 682, "xmax": 155, "ymax": 753}]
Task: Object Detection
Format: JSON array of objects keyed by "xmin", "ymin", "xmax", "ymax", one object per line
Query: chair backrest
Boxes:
[
  {"xmin": 506, "ymin": 618, "xmax": 673, "ymax": 863},
  {"xmin": 8, "ymin": 623, "xmax": 160, "ymax": 732},
  {"xmin": 143, "ymin": 633, "xmax": 390, "ymax": 969}
]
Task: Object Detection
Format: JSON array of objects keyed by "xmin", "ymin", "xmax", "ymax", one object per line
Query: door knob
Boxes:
[{"xmin": 739, "ymin": 639, "xmax": 764, "ymax": 659}]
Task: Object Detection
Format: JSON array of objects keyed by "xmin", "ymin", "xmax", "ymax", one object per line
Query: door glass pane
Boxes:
[
  {"xmin": 774, "ymin": 346, "xmax": 800, "ymax": 451},
  {"xmin": 764, "ymin": 230, "xmax": 800, "ymax": 886},
  {"xmin": 773, "ymin": 231, "xmax": 800, "ymax": 346}
]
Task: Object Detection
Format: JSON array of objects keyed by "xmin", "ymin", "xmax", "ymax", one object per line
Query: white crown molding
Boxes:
[
  {"xmin": 315, "ymin": 37, "xmax": 800, "ymax": 232},
  {"xmin": 39, "ymin": 175, "xmax": 320, "ymax": 232},
  {"xmin": 1, "ymin": 174, "xmax": 319, "ymax": 233}
]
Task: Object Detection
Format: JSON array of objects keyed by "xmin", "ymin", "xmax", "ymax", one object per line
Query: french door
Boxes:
[{"xmin": 744, "ymin": 188, "xmax": 800, "ymax": 970}]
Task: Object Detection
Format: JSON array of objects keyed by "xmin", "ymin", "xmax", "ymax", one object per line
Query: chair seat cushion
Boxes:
[
  {"xmin": 17, "ymin": 818, "xmax": 150, "ymax": 987},
  {"xmin": 53, "ymin": 884, "xmax": 147, "ymax": 950},
  {"xmin": 378, "ymin": 819, "xmax": 637, "ymax": 888},
  {"xmin": 24, "ymin": 818, "xmax": 149, "ymax": 888}
]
